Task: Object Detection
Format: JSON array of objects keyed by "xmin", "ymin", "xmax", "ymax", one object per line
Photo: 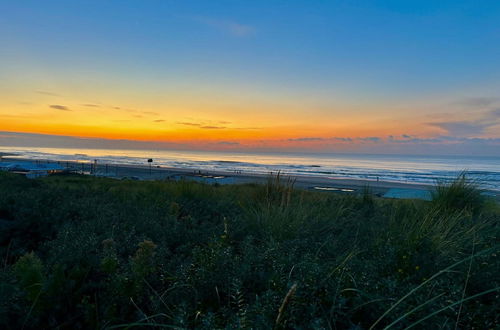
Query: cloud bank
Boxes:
[
  {"xmin": 427, "ymin": 108, "xmax": 500, "ymax": 137},
  {"xmin": 2, "ymin": 131, "xmax": 499, "ymax": 156}
]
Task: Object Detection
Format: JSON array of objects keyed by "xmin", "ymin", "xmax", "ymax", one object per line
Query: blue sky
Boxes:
[{"xmin": 3, "ymin": 0, "xmax": 499, "ymax": 97}]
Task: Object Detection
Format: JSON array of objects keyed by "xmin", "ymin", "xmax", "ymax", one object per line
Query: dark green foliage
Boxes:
[
  {"xmin": 13, "ymin": 252, "xmax": 44, "ymax": 303},
  {"xmin": 431, "ymin": 172, "xmax": 485, "ymax": 214},
  {"xmin": 0, "ymin": 171, "xmax": 498, "ymax": 329}
]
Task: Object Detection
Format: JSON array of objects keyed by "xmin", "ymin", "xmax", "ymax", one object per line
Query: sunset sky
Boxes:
[{"xmin": 1, "ymin": 0, "xmax": 500, "ymax": 155}]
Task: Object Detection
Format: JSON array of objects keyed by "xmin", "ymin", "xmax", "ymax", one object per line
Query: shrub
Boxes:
[
  {"xmin": 13, "ymin": 252, "xmax": 44, "ymax": 303},
  {"xmin": 130, "ymin": 240, "xmax": 157, "ymax": 278}
]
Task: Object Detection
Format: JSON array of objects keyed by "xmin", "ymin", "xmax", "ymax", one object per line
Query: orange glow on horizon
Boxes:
[
  {"xmin": 0, "ymin": 92, "xmax": 460, "ymax": 149},
  {"xmin": 0, "ymin": 116, "xmax": 440, "ymax": 146}
]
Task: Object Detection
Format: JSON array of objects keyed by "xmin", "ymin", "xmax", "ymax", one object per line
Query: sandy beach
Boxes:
[{"xmin": 0, "ymin": 156, "xmax": 439, "ymax": 199}]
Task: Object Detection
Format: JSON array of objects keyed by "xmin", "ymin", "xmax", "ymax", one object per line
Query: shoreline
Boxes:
[
  {"xmin": 1, "ymin": 155, "xmax": 439, "ymax": 198},
  {"xmin": 2, "ymin": 155, "xmax": 499, "ymax": 200}
]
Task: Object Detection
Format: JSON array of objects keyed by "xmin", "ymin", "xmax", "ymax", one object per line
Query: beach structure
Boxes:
[
  {"xmin": 0, "ymin": 161, "xmax": 64, "ymax": 178},
  {"xmin": 148, "ymin": 158, "xmax": 153, "ymax": 175}
]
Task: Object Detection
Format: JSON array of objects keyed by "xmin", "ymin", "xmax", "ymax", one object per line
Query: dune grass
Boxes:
[
  {"xmin": 0, "ymin": 171, "xmax": 498, "ymax": 329},
  {"xmin": 431, "ymin": 172, "xmax": 485, "ymax": 214}
]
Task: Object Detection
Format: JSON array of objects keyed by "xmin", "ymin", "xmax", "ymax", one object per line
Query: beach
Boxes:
[
  {"xmin": 3, "ymin": 150, "xmax": 499, "ymax": 200},
  {"xmin": 0, "ymin": 154, "xmax": 440, "ymax": 199}
]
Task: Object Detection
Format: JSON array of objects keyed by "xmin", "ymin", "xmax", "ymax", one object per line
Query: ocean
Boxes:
[{"xmin": 1, "ymin": 146, "xmax": 499, "ymax": 191}]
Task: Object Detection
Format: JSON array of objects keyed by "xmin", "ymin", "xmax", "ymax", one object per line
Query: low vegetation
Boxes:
[{"xmin": 0, "ymin": 172, "xmax": 498, "ymax": 329}]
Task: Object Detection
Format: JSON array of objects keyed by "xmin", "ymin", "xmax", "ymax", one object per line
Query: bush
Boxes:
[{"xmin": 13, "ymin": 252, "xmax": 44, "ymax": 303}]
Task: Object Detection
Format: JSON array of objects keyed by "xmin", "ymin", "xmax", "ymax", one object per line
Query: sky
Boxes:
[{"xmin": 1, "ymin": 0, "xmax": 500, "ymax": 155}]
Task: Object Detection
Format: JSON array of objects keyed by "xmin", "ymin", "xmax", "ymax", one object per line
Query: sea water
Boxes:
[{"xmin": 1, "ymin": 147, "xmax": 499, "ymax": 191}]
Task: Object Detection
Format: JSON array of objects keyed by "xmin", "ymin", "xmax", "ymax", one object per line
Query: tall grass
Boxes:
[{"xmin": 431, "ymin": 172, "xmax": 485, "ymax": 214}]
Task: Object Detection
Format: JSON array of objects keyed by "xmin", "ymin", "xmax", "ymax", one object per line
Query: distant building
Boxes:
[{"xmin": 0, "ymin": 162, "xmax": 65, "ymax": 178}]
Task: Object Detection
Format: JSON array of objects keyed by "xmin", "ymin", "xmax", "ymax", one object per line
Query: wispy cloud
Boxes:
[
  {"xmin": 109, "ymin": 105, "xmax": 137, "ymax": 112},
  {"xmin": 332, "ymin": 137, "xmax": 353, "ymax": 142},
  {"xmin": 82, "ymin": 104, "xmax": 100, "ymax": 107},
  {"xmin": 428, "ymin": 121, "xmax": 492, "ymax": 136},
  {"xmin": 49, "ymin": 104, "xmax": 71, "ymax": 111},
  {"xmin": 177, "ymin": 122, "xmax": 201, "ymax": 126},
  {"xmin": 36, "ymin": 91, "xmax": 60, "ymax": 97},
  {"xmin": 453, "ymin": 97, "xmax": 499, "ymax": 108},
  {"xmin": 427, "ymin": 108, "xmax": 500, "ymax": 137},
  {"xmin": 287, "ymin": 136, "xmax": 380, "ymax": 143},
  {"xmin": 177, "ymin": 121, "xmax": 259, "ymax": 130},
  {"xmin": 200, "ymin": 125, "xmax": 226, "ymax": 129},
  {"xmin": 288, "ymin": 137, "xmax": 324, "ymax": 142},
  {"xmin": 153, "ymin": 119, "xmax": 165, "ymax": 122},
  {"xmin": 358, "ymin": 137, "xmax": 381, "ymax": 142},
  {"xmin": 192, "ymin": 16, "xmax": 255, "ymax": 37},
  {"xmin": 215, "ymin": 141, "xmax": 240, "ymax": 146}
]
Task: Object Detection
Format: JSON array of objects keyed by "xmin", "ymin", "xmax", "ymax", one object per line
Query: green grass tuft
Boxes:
[{"xmin": 431, "ymin": 172, "xmax": 485, "ymax": 214}]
